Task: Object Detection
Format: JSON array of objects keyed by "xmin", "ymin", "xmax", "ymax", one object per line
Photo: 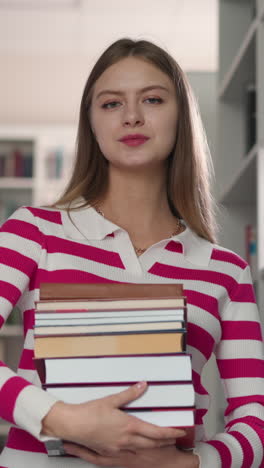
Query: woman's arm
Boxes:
[
  {"xmin": 62, "ymin": 443, "xmax": 201, "ymax": 467},
  {"xmin": 195, "ymin": 265, "xmax": 264, "ymax": 467},
  {"xmin": 0, "ymin": 207, "xmax": 59, "ymax": 439},
  {"xmin": 41, "ymin": 382, "xmax": 187, "ymax": 455}
]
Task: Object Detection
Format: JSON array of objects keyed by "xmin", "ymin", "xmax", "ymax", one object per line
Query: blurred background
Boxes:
[{"xmin": 0, "ymin": 0, "xmax": 263, "ymax": 452}]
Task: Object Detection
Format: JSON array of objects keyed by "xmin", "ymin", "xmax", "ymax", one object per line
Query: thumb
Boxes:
[{"xmin": 108, "ymin": 381, "xmax": 148, "ymax": 408}]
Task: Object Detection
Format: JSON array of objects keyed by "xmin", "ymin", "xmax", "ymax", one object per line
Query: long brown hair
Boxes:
[{"xmin": 55, "ymin": 38, "xmax": 218, "ymax": 243}]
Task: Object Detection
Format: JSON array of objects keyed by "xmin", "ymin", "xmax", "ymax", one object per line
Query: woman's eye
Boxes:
[
  {"xmin": 101, "ymin": 101, "xmax": 120, "ymax": 109},
  {"xmin": 145, "ymin": 97, "xmax": 163, "ymax": 104}
]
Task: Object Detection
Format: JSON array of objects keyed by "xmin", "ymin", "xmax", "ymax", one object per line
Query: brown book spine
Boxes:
[
  {"xmin": 34, "ymin": 331, "xmax": 185, "ymax": 358},
  {"xmin": 40, "ymin": 282, "xmax": 184, "ymax": 301}
]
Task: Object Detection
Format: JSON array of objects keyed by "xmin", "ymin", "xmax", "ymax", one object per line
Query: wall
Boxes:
[{"xmin": 0, "ymin": 0, "xmax": 218, "ymax": 124}]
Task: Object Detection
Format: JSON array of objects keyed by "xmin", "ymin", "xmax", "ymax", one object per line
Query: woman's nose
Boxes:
[{"xmin": 122, "ymin": 102, "xmax": 144, "ymax": 127}]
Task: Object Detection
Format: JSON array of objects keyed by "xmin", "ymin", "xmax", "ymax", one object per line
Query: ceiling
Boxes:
[{"xmin": 0, "ymin": 0, "xmax": 218, "ymax": 71}]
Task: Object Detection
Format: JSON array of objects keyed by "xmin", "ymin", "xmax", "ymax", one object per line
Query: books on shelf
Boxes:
[
  {"xmin": 245, "ymin": 224, "xmax": 258, "ymax": 280},
  {"xmin": 34, "ymin": 282, "xmax": 195, "ymax": 454},
  {"xmin": 0, "ymin": 141, "xmax": 33, "ymax": 178},
  {"xmin": 45, "ymin": 147, "xmax": 64, "ymax": 179},
  {"xmin": 245, "ymin": 83, "xmax": 256, "ymax": 155}
]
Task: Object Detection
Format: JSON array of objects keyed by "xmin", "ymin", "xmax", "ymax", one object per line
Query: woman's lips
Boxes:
[{"xmin": 120, "ymin": 138, "xmax": 149, "ymax": 147}]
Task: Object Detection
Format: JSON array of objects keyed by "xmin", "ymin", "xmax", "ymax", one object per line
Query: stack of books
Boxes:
[{"xmin": 34, "ymin": 283, "xmax": 195, "ymax": 453}]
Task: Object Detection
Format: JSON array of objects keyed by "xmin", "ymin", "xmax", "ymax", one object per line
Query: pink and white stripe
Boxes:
[{"xmin": 0, "ymin": 205, "xmax": 263, "ymax": 467}]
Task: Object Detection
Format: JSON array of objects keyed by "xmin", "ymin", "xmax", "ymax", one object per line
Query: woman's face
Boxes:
[{"xmin": 90, "ymin": 56, "xmax": 178, "ymax": 172}]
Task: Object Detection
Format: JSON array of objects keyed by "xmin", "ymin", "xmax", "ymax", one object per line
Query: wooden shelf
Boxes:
[
  {"xmin": 218, "ymin": 0, "xmax": 264, "ymax": 313},
  {"xmin": 1, "ymin": 325, "xmax": 23, "ymax": 337},
  {"xmin": 220, "ymin": 144, "xmax": 257, "ymax": 204},
  {"xmin": 219, "ymin": 3, "xmax": 264, "ymax": 101},
  {"xmin": 0, "ymin": 177, "xmax": 34, "ymax": 190},
  {"xmin": 260, "ymin": 1, "xmax": 264, "ymax": 22},
  {"xmin": 218, "ymin": 24, "xmax": 256, "ymax": 101}
]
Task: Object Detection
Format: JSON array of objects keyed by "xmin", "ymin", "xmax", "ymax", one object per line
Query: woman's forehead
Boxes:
[{"xmin": 93, "ymin": 57, "xmax": 174, "ymax": 95}]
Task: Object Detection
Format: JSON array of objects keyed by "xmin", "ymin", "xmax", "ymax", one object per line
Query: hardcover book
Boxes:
[
  {"xmin": 34, "ymin": 331, "xmax": 186, "ymax": 358},
  {"xmin": 43, "ymin": 381, "xmax": 195, "ymax": 408},
  {"xmin": 34, "ymin": 282, "xmax": 195, "ymax": 454},
  {"xmin": 39, "ymin": 282, "xmax": 184, "ymax": 300},
  {"xmin": 34, "ymin": 353, "xmax": 193, "ymax": 385}
]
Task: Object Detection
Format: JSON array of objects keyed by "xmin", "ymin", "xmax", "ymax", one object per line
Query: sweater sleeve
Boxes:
[
  {"xmin": 195, "ymin": 265, "xmax": 264, "ymax": 467},
  {"xmin": 0, "ymin": 207, "xmax": 59, "ymax": 441}
]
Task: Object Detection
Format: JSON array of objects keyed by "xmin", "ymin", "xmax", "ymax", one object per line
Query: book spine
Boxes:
[
  {"xmin": 34, "ymin": 333, "xmax": 186, "ymax": 358},
  {"xmin": 245, "ymin": 224, "xmax": 257, "ymax": 280},
  {"xmin": 43, "ymin": 380, "xmax": 193, "ymax": 388},
  {"xmin": 39, "ymin": 282, "xmax": 184, "ymax": 300},
  {"xmin": 34, "ymin": 358, "xmax": 46, "ymax": 384},
  {"xmin": 34, "ymin": 328, "xmax": 186, "ymax": 338}
]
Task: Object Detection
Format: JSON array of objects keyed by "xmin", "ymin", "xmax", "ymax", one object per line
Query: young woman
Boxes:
[{"xmin": 0, "ymin": 38, "xmax": 263, "ymax": 468}]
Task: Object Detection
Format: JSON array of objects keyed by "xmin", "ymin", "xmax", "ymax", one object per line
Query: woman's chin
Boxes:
[{"xmin": 109, "ymin": 158, "xmax": 166, "ymax": 173}]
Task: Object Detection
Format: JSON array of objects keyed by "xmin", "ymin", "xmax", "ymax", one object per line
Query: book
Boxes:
[
  {"xmin": 39, "ymin": 282, "xmax": 184, "ymax": 301},
  {"xmin": 35, "ymin": 314, "xmax": 184, "ymax": 327},
  {"xmin": 126, "ymin": 408, "xmax": 195, "ymax": 428},
  {"xmin": 23, "ymin": 153, "xmax": 33, "ymax": 177},
  {"xmin": 245, "ymin": 83, "xmax": 256, "ymax": 155},
  {"xmin": 34, "ymin": 320, "xmax": 184, "ymax": 336},
  {"xmin": 43, "ymin": 381, "xmax": 195, "ymax": 408},
  {"xmin": 36, "ymin": 298, "xmax": 185, "ymax": 311},
  {"xmin": 35, "ymin": 307, "xmax": 185, "ymax": 323},
  {"xmin": 14, "ymin": 149, "xmax": 23, "ymax": 177},
  {"xmin": 0, "ymin": 143, "xmax": 33, "ymax": 178},
  {"xmin": 245, "ymin": 224, "xmax": 257, "ymax": 280},
  {"xmin": 34, "ymin": 353, "xmax": 192, "ymax": 385},
  {"xmin": 126, "ymin": 409, "xmax": 195, "ymax": 450},
  {"xmin": 34, "ymin": 331, "xmax": 186, "ymax": 358}
]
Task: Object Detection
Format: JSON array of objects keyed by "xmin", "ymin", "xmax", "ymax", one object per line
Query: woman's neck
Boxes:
[{"xmin": 97, "ymin": 167, "xmax": 178, "ymax": 241}]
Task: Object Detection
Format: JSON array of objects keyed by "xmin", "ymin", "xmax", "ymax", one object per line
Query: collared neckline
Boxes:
[
  {"xmin": 61, "ymin": 202, "xmax": 213, "ymax": 266},
  {"xmin": 170, "ymin": 226, "xmax": 213, "ymax": 266},
  {"xmin": 61, "ymin": 203, "xmax": 121, "ymax": 241}
]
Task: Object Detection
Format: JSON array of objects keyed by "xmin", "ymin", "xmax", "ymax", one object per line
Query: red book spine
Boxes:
[{"xmin": 14, "ymin": 149, "xmax": 23, "ymax": 177}]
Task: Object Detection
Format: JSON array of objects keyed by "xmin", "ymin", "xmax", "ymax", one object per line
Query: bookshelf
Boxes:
[
  {"xmin": 0, "ymin": 125, "xmax": 76, "ymax": 223},
  {"xmin": 214, "ymin": 0, "xmax": 264, "ymax": 433},
  {"xmin": 216, "ymin": 0, "xmax": 264, "ymax": 318}
]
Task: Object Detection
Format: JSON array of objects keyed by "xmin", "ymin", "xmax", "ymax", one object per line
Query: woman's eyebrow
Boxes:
[{"xmin": 95, "ymin": 85, "xmax": 170, "ymax": 100}]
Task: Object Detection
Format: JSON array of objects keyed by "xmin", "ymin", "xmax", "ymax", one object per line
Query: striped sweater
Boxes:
[{"xmin": 0, "ymin": 204, "xmax": 263, "ymax": 468}]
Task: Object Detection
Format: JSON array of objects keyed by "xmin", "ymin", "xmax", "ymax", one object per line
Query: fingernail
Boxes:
[
  {"xmin": 177, "ymin": 431, "xmax": 186, "ymax": 437},
  {"xmin": 136, "ymin": 381, "xmax": 146, "ymax": 389}
]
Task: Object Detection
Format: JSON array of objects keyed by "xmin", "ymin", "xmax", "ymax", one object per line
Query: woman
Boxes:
[{"xmin": 0, "ymin": 38, "xmax": 263, "ymax": 468}]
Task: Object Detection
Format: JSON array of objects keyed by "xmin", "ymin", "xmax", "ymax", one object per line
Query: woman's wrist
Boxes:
[
  {"xmin": 41, "ymin": 401, "xmax": 70, "ymax": 438},
  {"xmin": 191, "ymin": 453, "xmax": 200, "ymax": 468}
]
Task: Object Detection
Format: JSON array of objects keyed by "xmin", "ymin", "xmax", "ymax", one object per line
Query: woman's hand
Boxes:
[
  {"xmin": 42, "ymin": 382, "xmax": 186, "ymax": 456},
  {"xmin": 63, "ymin": 443, "xmax": 200, "ymax": 468}
]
